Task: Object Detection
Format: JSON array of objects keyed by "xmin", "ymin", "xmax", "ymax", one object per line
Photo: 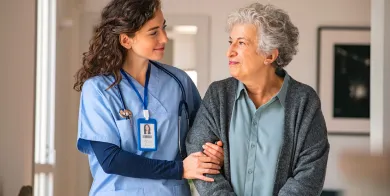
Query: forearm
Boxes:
[
  {"xmin": 186, "ymin": 82, "xmax": 236, "ymax": 195},
  {"xmin": 192, "ymin": 174, "xmax": 236, "ymax": 196},
  {"xmin": 186, "ymin": 109, "xmax": 234, "ymax": 194},
  {"xmin": 91, "ymin": 141, "xmax": 183, "ymax": 180}
]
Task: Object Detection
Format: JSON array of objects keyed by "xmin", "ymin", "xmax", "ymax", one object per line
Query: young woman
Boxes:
[{"xmin": 74, "ymin": 0, "xmax": 224, "ymax": 195}]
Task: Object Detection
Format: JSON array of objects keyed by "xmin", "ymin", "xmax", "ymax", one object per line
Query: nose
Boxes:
[
  {"xmin": 226, "ymin": 43, "xmax": 237, "ymax": 58},
  {"xmin": 159, "ymin": 30, "xmax": 168, "ymax": 44}
]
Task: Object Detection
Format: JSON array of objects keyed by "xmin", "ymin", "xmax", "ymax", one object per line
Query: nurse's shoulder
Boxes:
[{"xmin": 80, "ymin": 75, "xmax": 116, "ymax": 98}]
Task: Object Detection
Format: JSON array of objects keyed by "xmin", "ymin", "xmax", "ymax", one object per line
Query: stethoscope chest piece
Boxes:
[{"xmin": 119, "ymin": 109, "xmax": 132, "ymax": 118}]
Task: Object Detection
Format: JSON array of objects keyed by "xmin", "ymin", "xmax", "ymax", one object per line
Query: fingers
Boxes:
[
  {"xmin": 203, "ymin": 149, "xmax": 218, "ymax": 160},
  {"xmin": 216, "ymin": 141, "xmax": 223, "ymax": 147},
  {"xmin": 183, "ymin": 152, "xmax": 221, "ymax": 182},
  {"xmin": 203, "ymin": 144, "xmax": 224, "ymax": 160},
  {"xmin": 200, "ymin": 168, "xmax": 220, "ymax": 175},
  {"xmin": 198, "ymin": 156, "xmax": 221, "ymax": 165},
  {"xmin": 190, "ymin": 151, "xmax": 205, "ymax": 157},
  {"xmin": 200, "ymin": 162, "xmax": 221, "ymax": 170},
  {"xmin": 203, "ymin": 143, "xmax": 224, "ymax": 164},
  {"xmin": 205, "ymin": 142, "xmax": 223, "ymax": 151},
  {"xmin": 202, "ymin": 150, "xmax": 224, "ymax": 167},
  {"xmin": 196, "ymin": 174, "xmax": 215, "ymax": 182},
  {"xmin": 196, "ymin": 168, "xmax": 220, "ymax": 182},
  {"xmin": 204, "ymin": 143, "xmax": 224, "ymax": 155},
  {"xmin": 195, "ymin": 169, "xmax": 220, "ymax": 182}
]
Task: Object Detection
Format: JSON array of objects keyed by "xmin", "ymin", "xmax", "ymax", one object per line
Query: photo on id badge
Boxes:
[{"xmin": 137, "ymin": 119, "xmax": 157, "ymax": 151}]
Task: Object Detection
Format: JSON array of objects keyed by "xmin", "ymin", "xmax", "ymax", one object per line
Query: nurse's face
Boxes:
[{"xmin": 126, "ymin": 9, "xmax": 168, "ymax": 61}]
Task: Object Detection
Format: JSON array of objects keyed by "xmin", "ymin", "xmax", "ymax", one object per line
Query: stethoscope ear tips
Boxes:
[{"xmin": 119, "ymin": 109, "xmax": 132, "ymax": 118}]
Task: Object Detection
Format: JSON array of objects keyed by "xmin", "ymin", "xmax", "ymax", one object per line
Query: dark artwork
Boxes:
[{"xmin": 333, "ymin": 44, "xmax": 370, "ymax": 118}]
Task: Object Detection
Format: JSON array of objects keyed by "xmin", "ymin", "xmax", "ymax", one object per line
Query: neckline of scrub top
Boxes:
[
  {"xmin": 121, "ymin": 63, "xmax": 161, "ymax": 96},
  {"xmin": 120, "ymin": 63, "xmax": 160, "ymax": 89}
]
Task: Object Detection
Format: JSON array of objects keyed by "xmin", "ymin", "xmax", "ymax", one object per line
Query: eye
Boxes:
[
  {"xmin": 150, "ymin": 31, "xmax": 157, "ymax": 36},
  {"xmin": 163, "ymin": 25, "xmax": 167, "ymax": 30},
  {"xmin": 228, "ymin": 41, "xmax": 232, "ymax": 45},
  {"xmin": 239, "ymin": 41, "xmax": 245, "ymax": 45}
]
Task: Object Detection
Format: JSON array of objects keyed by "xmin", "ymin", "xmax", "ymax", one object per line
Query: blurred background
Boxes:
[{"xmin": 1, "ymin": 0, "xmax": 390, "ymax": 195}]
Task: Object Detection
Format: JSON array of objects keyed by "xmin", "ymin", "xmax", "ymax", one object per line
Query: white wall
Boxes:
[
  {"xmin": 0, "ymin": 0, "xmax": 35, "ymax": 195},
  {"xmin": 172, "ymin": 33, "xmax": 196, "ymax": 70}
]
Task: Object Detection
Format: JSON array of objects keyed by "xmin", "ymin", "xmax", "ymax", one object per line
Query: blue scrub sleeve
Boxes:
[
  {"xmin": 77, "ymin": 79, "xmax": 121, "ymax": 154},
  {"xmin": 90, "ymin": 140, "xmax": 184, "ymax": 180}
]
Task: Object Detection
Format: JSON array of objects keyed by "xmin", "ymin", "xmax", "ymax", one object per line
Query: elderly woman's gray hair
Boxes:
[{"xmin": 227, "ymin": 3, "xmax": 299, "ymax": 68}]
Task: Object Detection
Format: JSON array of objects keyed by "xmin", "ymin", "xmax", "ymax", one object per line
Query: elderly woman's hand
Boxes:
[{"xmin": 202, "ymin": 141, "xmax": 224, "ymax": 167}]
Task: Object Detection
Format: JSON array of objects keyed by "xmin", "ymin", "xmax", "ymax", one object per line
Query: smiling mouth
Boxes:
[
  {"xmin": 154, "ymin": 47, "xmax": 165, "ymax": 51},
  {"xmin": 229, "ymin": 61, "xmax": 239, "ymax": 65}
]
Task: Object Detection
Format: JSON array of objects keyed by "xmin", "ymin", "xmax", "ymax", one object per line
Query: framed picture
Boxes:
[{"xmin": 317, "ymin": 26, "xmax": 370, "ymax": 134}]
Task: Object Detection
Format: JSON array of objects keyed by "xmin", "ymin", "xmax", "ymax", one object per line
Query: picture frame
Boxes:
[{"xmin": 316, "ymin": 26, "xmax": 370, "ymax": 134}]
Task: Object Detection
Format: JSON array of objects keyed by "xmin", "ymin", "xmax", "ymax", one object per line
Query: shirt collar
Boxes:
[
  {"xmin": 277, "ymin": 73, "xmax": 289, "ymax": 108},
  {"xmin": 235, "ymin": 70, "xmax": 290, "ymax": 108}
]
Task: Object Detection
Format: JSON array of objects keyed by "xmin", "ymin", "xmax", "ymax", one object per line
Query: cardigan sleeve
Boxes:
[
  {"xmin": 278, "ymin": 107, "xmax": 330, "ymax": 196},
  {"xmin": 185, "ymin": 82, "xmax": 236, "ymax": 196}
]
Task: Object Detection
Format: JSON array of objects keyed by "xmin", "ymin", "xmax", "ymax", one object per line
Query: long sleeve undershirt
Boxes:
[{"xmin": 90, "ymin": 141, "xmax": 183, "ymax": 180}]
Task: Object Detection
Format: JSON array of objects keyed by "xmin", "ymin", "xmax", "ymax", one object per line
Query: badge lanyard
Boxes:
[{"xmin": 120, "ymin": 64, "xmax": 158, "ymax": 151}]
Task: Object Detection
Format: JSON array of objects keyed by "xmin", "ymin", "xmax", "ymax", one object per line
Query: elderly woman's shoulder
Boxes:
[
  {"xmin": 208, "ymin": 77, "xmax": 238, "ymax": 91},
  {"xmin": 288, "ymin": 78, "xmax": 321, "ymax": 104}
]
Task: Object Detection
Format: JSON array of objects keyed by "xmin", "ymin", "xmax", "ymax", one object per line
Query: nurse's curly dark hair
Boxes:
[{"xmin": 73, "ymin": 0, "xmax": 161, "ymax": 91}]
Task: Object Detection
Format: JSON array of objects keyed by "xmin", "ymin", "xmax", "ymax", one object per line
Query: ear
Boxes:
[
  {"xmin": 263, "ymin": 49, "xmax": 279, "ymax": 65},
  {"xmin": 119, "ymin": 33, "xmax": 133, "ymax": 49}
]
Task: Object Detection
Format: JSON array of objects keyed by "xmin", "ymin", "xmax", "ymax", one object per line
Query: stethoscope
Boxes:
[{"xmin": 117, "ymin": 61, "xmax": 189, "ymax": 159}]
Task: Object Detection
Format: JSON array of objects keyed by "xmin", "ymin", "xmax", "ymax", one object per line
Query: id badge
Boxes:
[{"xmin": 137, "ymin": 118, "xmax": 158, "ymax": 151}]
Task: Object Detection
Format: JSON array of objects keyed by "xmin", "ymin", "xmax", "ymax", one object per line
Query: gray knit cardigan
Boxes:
[{"xmin": 186, "ymin": 76, "xmax": 330, "ymax": 196}]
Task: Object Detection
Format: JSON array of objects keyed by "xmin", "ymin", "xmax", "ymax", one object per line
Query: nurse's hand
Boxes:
[
  {"xmin": 202, "ymin": 141, "xmax": 224, "ymax": 167},
  {"xmin": 183, "ymin": 152, "xmax": 221, "ymax": 182}
]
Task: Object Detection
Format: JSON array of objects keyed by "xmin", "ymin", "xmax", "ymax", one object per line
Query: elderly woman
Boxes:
[{"xmin": 186, "ymin": 3, "xmax": 329, "ymax": 196}]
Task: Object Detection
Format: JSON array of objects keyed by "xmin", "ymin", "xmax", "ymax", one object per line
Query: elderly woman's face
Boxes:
[{"xmin": 227, "ymin": 24, "xmax": 266, "ymax": 81}]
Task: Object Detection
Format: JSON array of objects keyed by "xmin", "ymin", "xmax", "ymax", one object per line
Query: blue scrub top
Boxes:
[{"xmin": 77, "ymin": 62, "xmax": 201, "ymax": 196}]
